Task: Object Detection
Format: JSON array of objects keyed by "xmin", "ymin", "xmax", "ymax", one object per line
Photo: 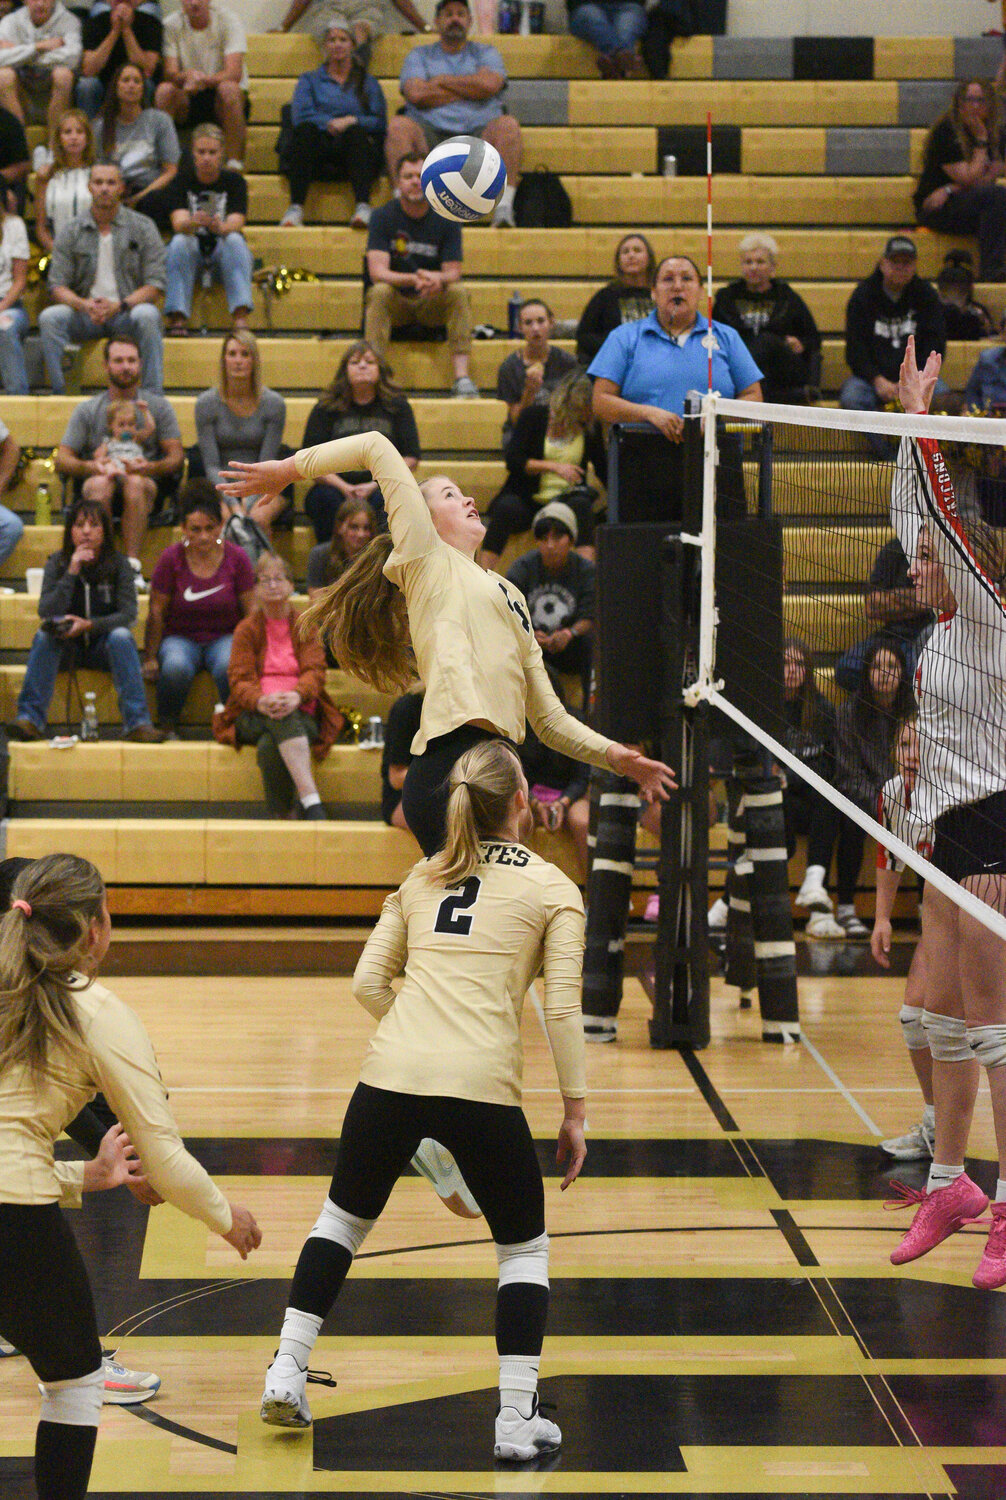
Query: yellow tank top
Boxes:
[{"xmin": 538, "ymin": 431, "xmax": 586, "ymax": 504}]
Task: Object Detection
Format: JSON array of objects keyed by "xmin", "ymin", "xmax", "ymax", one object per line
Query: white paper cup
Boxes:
[{"xmin": 25, "ymin": 567, "xmax": 43, "ymax": 597}]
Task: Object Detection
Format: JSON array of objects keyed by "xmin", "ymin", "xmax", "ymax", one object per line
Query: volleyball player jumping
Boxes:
[
  {"xmin": 219, "ymin": 429, "xmax": 676, "ymax": 856},
  {"xmin": 261, "ymin": 739, "xmax": 588, "ymax": 1462},
  {"xmin": 0, "ymin": 854, "xmax": 262, "ymax": 1500},
  {"xmin": 885, "ymin": 337, "xmax": 1006, "ymax": 1285}
]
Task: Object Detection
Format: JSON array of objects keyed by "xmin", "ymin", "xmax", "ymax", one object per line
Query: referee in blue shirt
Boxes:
[{"xmin": 588, "ymin": 255, "xmax": 763, "ymax": 440}]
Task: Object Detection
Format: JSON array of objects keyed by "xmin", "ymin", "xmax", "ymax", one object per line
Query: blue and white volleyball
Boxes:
[{"xmin": 421, "ymin": 135, "xmax": 506, "ymax": 223}]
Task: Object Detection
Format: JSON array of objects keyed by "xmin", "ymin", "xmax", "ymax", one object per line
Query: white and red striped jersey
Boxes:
[
  {"xmin": 876, "ymin": 774, "xmax": 934, "ymax": 873},
  {"xmin": 890, "ymin": 437, "xmax": 1006, "ymax": 829}
]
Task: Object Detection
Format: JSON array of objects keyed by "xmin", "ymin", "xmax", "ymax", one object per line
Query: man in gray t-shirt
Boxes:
[{"xmin": 56, "ymin": 333, "xmax": 182, "ymax": 585}]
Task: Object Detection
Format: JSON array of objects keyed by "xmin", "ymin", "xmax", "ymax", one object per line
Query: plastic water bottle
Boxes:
[
  {"xmin": 81, "ymin": 692, "xmax": 99, "ymax": 742},
  {"xmin": 34, "ymin": 480, "xmax": 50, "ymax": 526},
  {"xmin": 507, "ymin": 289, "xmax": 522, "ymax": 338}
]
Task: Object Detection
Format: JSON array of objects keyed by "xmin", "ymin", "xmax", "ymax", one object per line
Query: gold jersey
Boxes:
[
  {"xmin": 294, "ymin": 431, "xmax": 614, "ymax": 765},
  {"xmin": 0, "ymin": 975, "xmax": 231, "ymax": 1232},
  {"xmin": 353, "ymin": 841, "xmax": 587, "ymax": 1107}
]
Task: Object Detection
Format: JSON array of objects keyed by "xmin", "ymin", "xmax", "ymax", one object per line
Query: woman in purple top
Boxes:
[{"xmin": 142, "ymin": 480, "xmax": 256, "ymax": 731}]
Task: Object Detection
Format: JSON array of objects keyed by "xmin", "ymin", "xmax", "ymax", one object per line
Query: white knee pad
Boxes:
[
  {"xmin": 307, "ymin": 1197, "xmax": 375, "ymax": 1257},
  {"xmin": 968, "ymin": 1024, "xmax": 1006, "ymax": 1070},
  {"xmin": 899, "ymin": 1004, "xmax": 927, "ymax": 1051},
  {"xmin": 496, "ymin": 1232, "xmax": 549, "ymax": 1290},
  {"xmin": 923, "ymin": 1009, "xmax": 972, "ymax": 1063},
  {"xmin": 38, "ymin": 1366, "xmax": 104, "ymax": 1427}
]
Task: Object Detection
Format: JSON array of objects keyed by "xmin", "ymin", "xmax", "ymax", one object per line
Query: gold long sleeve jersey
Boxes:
[
  {"xmin": 294, "ymin": 431, "xmax": 615, "ymax": 766},
  {"xmin": 352, "ymin": 841, "xmax": 587, "ymax": 1107},
  {"xmin": 0, "ymin": 976, "xmax": 231, "ymax": 1233}
]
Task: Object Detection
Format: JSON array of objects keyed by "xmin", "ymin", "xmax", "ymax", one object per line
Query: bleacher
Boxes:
[{"xmin": 4, "ymin": 26, "xmax": 989, "ymax": 914}]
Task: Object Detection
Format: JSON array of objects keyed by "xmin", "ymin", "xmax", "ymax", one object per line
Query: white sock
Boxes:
[
  {"xmin": 803, "ymin": 864, "xmax": 826, "ymax": 888},
  {"xmin": 922, "ymin": 1103, "xmax": 935, "ymax": 1128},
  {"xmin": 927, "ymin": 1161, "xmax": 964, "ymax": 1193},
  {"xmin": 499, "ymin": 183, "xmax": 516, "ymax": 210},
  {"xmin": 300, "ymin": 791, "xmax": 321, "ymax": 809},
  {"xmin": 708, "ymin": 897, "xmax": 728, "ymax": 921},
  {"xmin": 997, "ymin": 1178, "xmax": 1006, "ymax": 1203},
  {"xmin": 499, "ymin": 1354, "xmax": 539, "ymax": 1419},
  {"xmin": 276, "ymin": 1308, "xmax": 323, "ymax": 1368}
]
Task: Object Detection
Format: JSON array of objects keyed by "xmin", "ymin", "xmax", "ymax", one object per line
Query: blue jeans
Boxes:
[
  {"xmin": 0, "ymin": 303, "xmax": 29, "ymax": 394},
  {"xmin": 0, "ymin": 503, "xmax": 23, "ymax": 565},
  {"xmin": 156, "ymin": 633, "xmax": 233, "ymax": 725},
  {"xmin": 840, "ymin": 373, "xmax": 950, "ymax": 411},
  {"xmin": 38, "ymin": 303, "xmax": 164, "ymax": 394},
  {"xmin": 17, "ymin": 626, "xmax": 152, "ymax": 733},
  {"xmin": 568, "ymin": 1, "xmax": 646, "ymax": 55},
  {"xmin": 164, "ymin": 232, "xmax": 254, "ymax": 319}
]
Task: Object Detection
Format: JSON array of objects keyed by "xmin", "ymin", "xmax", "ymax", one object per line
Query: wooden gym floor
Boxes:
[{"xmin": 1, "ymin": 940, "xmax": 1004, "ymax": 1499}]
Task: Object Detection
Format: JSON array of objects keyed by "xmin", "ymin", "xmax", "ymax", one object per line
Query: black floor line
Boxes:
[{"xmin": 123, "ymin": 1402, "xmax": 238, "ymax": 1453}]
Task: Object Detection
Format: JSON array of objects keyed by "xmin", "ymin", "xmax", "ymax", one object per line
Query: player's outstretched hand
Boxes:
[
  {"xmin": 83, "ymin": 1123, "xmax": 143, "ymax": 1193},
  {"xmin": 871, "ymin": 918, "xmax": 892, "ymax": 969},
  {"xmin": 556, "ymin": 1118, "xmax": 586, "ymax": 1191},
  {"xmin": 217, "ymin": 456, "xmax": 298, "ymax": 501},
  {"xmin": 898, "ymin": 334, "xmax": 942, "ymax": 417},
  {"xmin": 606, "ymin": 744, "xmax": 677, "ymax": 803},
  {"xmin": 222, "ymin": 1203, "xmax": 262, "ymax": 1259}
]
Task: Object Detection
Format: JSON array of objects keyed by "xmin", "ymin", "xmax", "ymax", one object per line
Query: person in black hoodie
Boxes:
[
  {"xmin": 712, "ymin": 232, "xmax": 821, "ymax": 401},
  {"xmin": 840, "ymin": 235, "xmax": 947, "ymax": 414},
  {"xmin": 575, "ymin": 231, "xmax": 655, "ymax": 367},
  {"xmin": 914, "ymin": 79, "xmax": 1006, "ymax": 281},
  {"xmin": 9, "ymin": 498, "xmax": 163, "ymax": 742}
]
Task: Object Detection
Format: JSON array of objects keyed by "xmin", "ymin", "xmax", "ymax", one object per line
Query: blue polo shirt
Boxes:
[{"xmin": 587, "ymin": 310, "xmax": 763, "ymax": 414}]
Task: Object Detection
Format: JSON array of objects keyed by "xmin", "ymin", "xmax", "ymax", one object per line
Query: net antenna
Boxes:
[
  {"xmin": 705, "ymin": 111, "xmax": 713, "ymax": 394},
  {"xmin": 694, "ymin": 394, "xmax": 1006, "ymax": 943}
]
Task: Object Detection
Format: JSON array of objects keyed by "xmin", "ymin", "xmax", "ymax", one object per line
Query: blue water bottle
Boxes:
[{"xmin": 507, "ymin": 289, "xmax": 522, "ymax": 337}]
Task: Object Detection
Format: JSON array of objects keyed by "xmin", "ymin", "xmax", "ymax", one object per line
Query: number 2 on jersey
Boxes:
[{"xmin": 434, "ymin": 876, "xmax": 482, "ymax": 935}]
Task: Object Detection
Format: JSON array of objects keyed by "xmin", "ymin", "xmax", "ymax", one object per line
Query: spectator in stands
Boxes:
[
  {"xmin": 936, "ymin": 250, "xmax": 995, "ymax": 340},
  {"xmin": 779, "ymin": 636, "xmax": 844, "ymax": 940},
  {"xmin": 301, "ymin": 339, "xmax": 420, "ymax": 541},
  {"xmin": 965, "ymin": 331, "xmax": 1006, "ymax": 409},
  {"xmin": 194, "ymin": 330, "xmax": 288, "ymax": 537},
  {"xmin": 481, "ymin": 370, "xmax": 606, "ymax": 571},
  {"xmin": 575, "ymin": 231, "xmax": 655, "ymax": 367},
  {"xmin": 0, "ymin": 189, "xmax": 29, "ymax": 393},
  {"xmin": 276, "ymin": 0, "xmax": 429, "ymax": 61},
  {"xmin": 505, "ymin": 500, "xmax": 595, "ymax": 698},
  {"xmin": 92, "ymin": 62, "xmax": 179, "ymax": 231},
  {"xmin": 834, "ymin": 535, "xmax": 934, "ymax": 693},
  {"xmin": 156, "ymin": 0, "xmax": 249, "ymax": 171},
  {"xmin": 712, "ymin": 232, "xmax": 821, "ymax": 402},
  {"xmin": 0, "ymin": 413, "xmax": 23, "ymax": 567},
  {"xmin": 33, "ymin": 107, "xmax": 94, "ymax": 255},
  {"xmin": 213, "ymin": 553, "xmax": 344, "ymax": 821},
  {"xmin": 496, "ymin": 299, "xmax": 578, "ymax": 450},
  {"xmin": 365, "ymin": 152, "xmax": 478, "ymax": 397},
  {"xmin": 840, "ymin": 236, "xmax": 946, "ymax": 415},
  {"xmin": 914, "ymin": 80, "xmax": 1006, "ymax": 281},
  {"xmin": 143, "ymin": 480, "xmax": 256, "ymax": 732},
  {"xmin": 278, "ymin": 18, "xmax": 386, "ymax": 231},
  {"xmin": 566, "ymin": 0, "xmax": 646, "ymax": 79},
  {"xmin": 0, "ymin": 0, "xmax": 81, "ymax": 149},
  {"xmin": 381, "ymin": 684, "xmax": 424, "ymax": 832},
  {"xmin": 519, "ymin": 698, "xmax": 591, "ymax": 880},
  {"xmin": 8, "ymin": 496, "xmax": 165, "ymax": 742},
  {"xmin": 0, "ymin": 99, "xmax": 28, "ymax": 211},
  {"xmin": 306, "ymin": 496, "xmax": 376, "ymax": 597},
  {"xmin": 164, "ymin": 123, "xmax": 252, "ymax": 336},
  {"xmin": 41, "ymin": 160, "xmax": 165, "ymax": 394},
  {"xmin": 55, "ymin": 333, "xmax": 182, "ymax": 588},
  {"xmin": 384, "ymin": 0, "xmax": 521, "ymax": 228},
  {"xmin": 590, "ymin": 254, "xmax": 763, "ymax": 436},
  {"xmin": 77, "ymin": 0, "xmax": 161, "ymax": 117}
]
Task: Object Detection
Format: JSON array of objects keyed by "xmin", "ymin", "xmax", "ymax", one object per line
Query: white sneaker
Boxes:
[
  {"xmin": 805, "ymin": 911, "xmax": 846, "ymax": 940},
  {"xmin": 225, "ymin": 158, "xmax": 244, "ymax": 171},
  {"xmin": 101, "ymin": 1357, "xmax": 161, "ymax": 1405},
  {"xmin": 708, "ymin": 896, "xmax": 728, "ymax": 930},
  {"xmin": 795, "ymin": 866, "xmax": 832, "ymax": 912},
  {"xmin": 451, "ymin": 375, "xmax": 480, "ymax": 399},
  {"xmin": 350, "ymin": 202, "xmax": 371, "ymax": 228},
  {"xmin": 0, "ymin": 1336, "xmax": 18, "ymax": 1356},
  {"xmin": 411, "ymin": 1137, "xmax": 482, "ymax": 1218},
  {"xmin": 494, "ymin": 1399, "xmax": 562, "ymax": 1461},
  {"xmin": 836, "ymin": 905, "xmax": 869, "ymax": 940},
  {"xmin": 261, "ymin": 1354, "xmax": 311, "ymax": 1428},
  {"xmin": 492, "ymin": 200, "xmax": 516, "ymax": 228},
  {"xmin": 583, "ymin": 1015, "xmax": 616, "ymax": 1042},
  {"xmin": 127, "ymin": 557, "xmax": 148, "ymax": 593},
  {"xmin": 881, "ymin": 1119, "xmax": 935, "ymax": 1160},
  {"xmin": 279, "ymin": 204, "xmax": 304, "ymax": 227}
]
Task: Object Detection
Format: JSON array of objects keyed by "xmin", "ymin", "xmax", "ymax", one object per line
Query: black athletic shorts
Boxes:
[
  {"xmin": 399, "ymin": 723, "xmax": 502, "ymax": 858},
  {"xmin": 931, "ymin": 789, "xmax": 1006, "ymax": 884},
  {"xmin": 0, "ymin": 1202, "xmax": 102, "ymax": 1383},
  {"xmin": 183, "ymin": 86, "xmax": 251, "ymax": 128},
  {"xmin": 332, "ymin": 1081, "xmax": 545, "ymax": 1246}
]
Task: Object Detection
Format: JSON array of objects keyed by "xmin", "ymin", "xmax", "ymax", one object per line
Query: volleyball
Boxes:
[{"xmin": 421, "ymin": 135, "xmax": 507, "ymax": 223}]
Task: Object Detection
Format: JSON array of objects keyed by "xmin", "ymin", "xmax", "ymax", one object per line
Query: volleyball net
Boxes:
[{"xmin": 694, "ymin": 395, "xmax": 1006, "ymax": 943}]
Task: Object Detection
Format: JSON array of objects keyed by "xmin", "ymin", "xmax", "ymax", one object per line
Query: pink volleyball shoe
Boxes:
[
  {"xmin": 973, "ymin": 1202, "xmax": 1006, "ymax": 1290},
  {"xmin": 887, "ymin": 1173, "xmax": 989, "ymax": 1265}
]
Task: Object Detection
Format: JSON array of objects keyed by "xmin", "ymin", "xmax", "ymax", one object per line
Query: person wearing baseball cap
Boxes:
[
  {"xmin": 506, "ymin": 500, "xmax": 594, "ymax": 693},
  {"xmin": 840, "ymin": 233, "xmax": 947, "ymax": 418}
]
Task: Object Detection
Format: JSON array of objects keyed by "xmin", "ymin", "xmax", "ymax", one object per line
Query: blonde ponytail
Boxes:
[
  {"xmin": 428, "ymin": 740, "xmax": 524, "ymax": 887},
  {"xmin": 297, "ymin": 532, "xmax": 416, "ymax": 693},
  {"xmin": 0, "ymin": 854, "xmax": 106, "ymax": 1080}
]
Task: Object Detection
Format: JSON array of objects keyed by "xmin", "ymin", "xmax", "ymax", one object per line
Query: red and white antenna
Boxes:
[{"xmin": 706, "ymin": 110, "xmax": 713, "ymax": 392}]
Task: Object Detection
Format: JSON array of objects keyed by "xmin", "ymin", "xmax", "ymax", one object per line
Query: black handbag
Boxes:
[{"xmin": 513, "ymin": 168, "xmax": 572, "ymax": 229}]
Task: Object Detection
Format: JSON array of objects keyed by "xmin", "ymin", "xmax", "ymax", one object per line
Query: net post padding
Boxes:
[{"xmin": 580, "ymin": 771, "xmax": 640, "ymax": 1025}]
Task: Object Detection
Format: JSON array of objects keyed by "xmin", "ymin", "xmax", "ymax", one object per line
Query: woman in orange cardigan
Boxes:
[{"xmin": 214, "ymin": 554, "xmax": 343, "ymax": 819}]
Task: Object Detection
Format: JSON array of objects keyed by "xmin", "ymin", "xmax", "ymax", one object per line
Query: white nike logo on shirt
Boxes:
[{"xmin": 183, "ymin": 584, "xmax": 225, "ymax": 602}]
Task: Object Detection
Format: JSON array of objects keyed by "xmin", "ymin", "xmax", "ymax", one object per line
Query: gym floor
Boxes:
[{"xmin": 1, "ymin": 943, "xmax": 1002, "ymax": 1499}]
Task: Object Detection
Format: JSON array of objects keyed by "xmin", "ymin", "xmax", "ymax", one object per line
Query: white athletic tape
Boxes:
[
  {"xmin": 968, "ymin": 1025, "xmax": 1006, "ymax": 1071},
  {"xmin": 923, "ymin": 1009, "xmax": 972, "ymax": 1063},
  {"xmin": 899, "ymin": 1004, "xmax": 928, "ymax": 1051},
  {"xmin": 309, "ymin": 1197, "xmax": 374, "ymax": 1256},
  {"xmin": 39, "ymin": 1367, "xmax": 103, "ymax": 1427},
  {"xmin": 496, "ymin": 1232, "xmax": 549, "ymax": 1290}
]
